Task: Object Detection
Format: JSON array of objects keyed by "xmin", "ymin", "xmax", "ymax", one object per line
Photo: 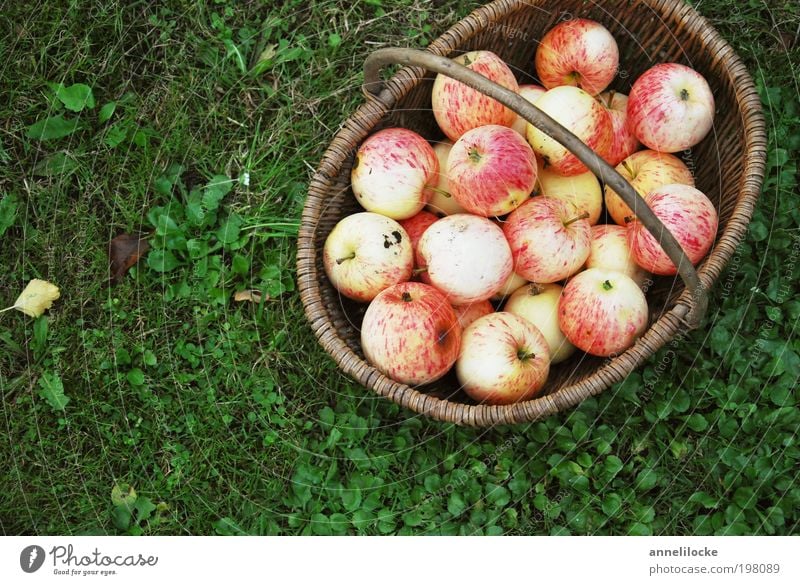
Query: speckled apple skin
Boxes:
[
  {"xmin": 432, "ymin": 51, "xmax": 519, "ymax": 142},
  {"xmin": 351, "ymin": 128, "xmax": 438, "ymax": 220},
  {"xmin": 323, "ymin": 212, "xmax": 413, "ymax": 302},
  {"xmin": 452, "ymin": 300, "xmax": 494, "ymax": 330},
  {"xmin": 536, "ymin": 163, "xmax": 602, "ymax": 225},
  {"xmin": 558, "ymin": 268, "xmax": 649, "ymax": 357},
  {"xmin": 604, "ymin": 149, "xmax": 695, "ymax": 226},
  {"xmin": 448, "ymin": 125, "xmax": 537, "ymax": 217},
  {"xmin": 535, "ymin": 18, "xmax": 619, "ymax": 96},
  {"xmin": 456, "ymin": 312, "xmax": 550, "ymax": 405},
  {"xmin": 512, "ymin": 85, "xmax": 547, "ymax": 137},
  {"xmin": 426, "ymin": 141, "xmax": 467, "ymax": 216},
  {"xmin": 503, "ymin": 198, "xmax": 591, "ymax": 283},
  {"xmin": 585, "ymin": 224, "xmax": 650, "ymax": 287},
  {"xmin": 627, "ymin": 184, "xmax": 718, "ymax": 275},
  {"xmin": 361, "ymin": 282, "xmax": 461, "ymax": 386},
  {"xmin": 506, "ymin": 283, "xmax": 576, "ymax": 364},
  {"xmin": 417, "ymin": 214, "xmax": 513, "ymax": 305},
  {"xmin": 526, "ymin": 86, "xmax": 613, "ymax": 176},
  {"xmin": 627, "ymin": 63, "xmax": 715, "ymax": 153},
  {"xmin": 599, "ymin": 91, "xmax": 641, "ymax": 167}
]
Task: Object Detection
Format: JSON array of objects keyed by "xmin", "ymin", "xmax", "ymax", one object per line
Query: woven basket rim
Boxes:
[{"xmin": 297, "ymin": 0, "xmax": 768, "ymax": 426}]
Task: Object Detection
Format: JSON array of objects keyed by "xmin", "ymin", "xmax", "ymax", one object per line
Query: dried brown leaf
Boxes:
[
  {"xmin": 109, "ymin": 233, "xmax": 150, "ymax": 285},
  {"xmin": 233, "ymin": 289, "xmax": 264, "ymax": 304}
]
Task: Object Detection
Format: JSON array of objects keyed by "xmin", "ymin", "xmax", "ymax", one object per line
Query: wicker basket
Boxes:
[{"xmin": 298, "ymin": 0, "xmax": 766, "ymax": 426}]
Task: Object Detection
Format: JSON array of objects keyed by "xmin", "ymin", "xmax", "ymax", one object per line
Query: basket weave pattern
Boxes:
[{"xmin": 297, "ymin": 0, "xmax": 767, "ymax": 426}]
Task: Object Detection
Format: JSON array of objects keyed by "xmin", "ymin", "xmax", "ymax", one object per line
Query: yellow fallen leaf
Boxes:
[
  {"xmin": 233, "ymin": 289, "xmax": 264, "ymax": 304},
  {"xmin": 2, "ymin": 279, "xmax": 61, "ymax": 318}
]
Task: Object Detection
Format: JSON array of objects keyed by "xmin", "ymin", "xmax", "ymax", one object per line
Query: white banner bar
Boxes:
[{"xmin": 1, "ymin": 536, "xmax": 797, "ymax": 584}]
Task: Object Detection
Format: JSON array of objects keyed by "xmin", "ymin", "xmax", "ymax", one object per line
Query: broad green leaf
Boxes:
[
  {"xmin": 33, "ymin": 151, "xmax": 79, "ymax": 177},
  {"xmin": 103, "ymin": 121, "xmax": 129, "ymax": 148},
  {"xmin": 202, "ymin": 175, "xmax": 233, "ymax": 211},
  {"xmin": 602, "ymin": 493, "xmax": 623, "ymax": 516},
  {"xmin": 126, "ymin": 368, "xmax": 145, "ymax": 386},
  {"xmin": 147, "ymin": 249, "xmax": 181, "ymax": 272},
  {"xmin": 134, "ymin": 497, "xmax": 157, "ymax": 522},
  {"xmin": 27, "ymin": 115, "xmax": 81, "ymax": 140},
  {"xmin": 216, "ymin": 213, "xmax": 242, "ymax": 244},
  {"xmin": 56, "ymin": 83, "xmax": 95, "ymax": 112},
  {"xmin": 98, "ymin": 101, "xmax": 116, "ymax": 123},
  {"xmin": 111, "ymin": 483, "xmax": 138, "ymax": 507},
  {"xmin": 37, "ymin": 371, "xmax": 70, "ymax": 411},
  {"xmin": 0, "ymin": 193, "xmax": 18, "ymax": 237}
]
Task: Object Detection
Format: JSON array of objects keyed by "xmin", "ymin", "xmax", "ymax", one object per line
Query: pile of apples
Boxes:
[{"xmin": 323, "ymin": 18, "xmax": 719, "ymax": 405}]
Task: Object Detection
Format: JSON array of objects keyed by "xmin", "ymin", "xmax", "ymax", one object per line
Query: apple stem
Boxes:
[
  {"xmin": 401, "ymin": 292, "xmax": 413, "ymax": 302},
  {"xmin": 517, "ymin": 348, "xmax": 535, "ymax": 361},
  {"xmin": 428, "ymin": 185, "xmax": 452, "ymax": 198},
  {"xmin": 680, "ymin": 88, "xmax": 690, "ymax": 101},
  {"xmin": 602, "ymin": 280, "xmax": 613, "ymax": 291},
  {"xmin": 527, "ymin": 283, "xmax": 544, "ymax": 296},
  {"xmin": 621, "ymin": 160, "xmax": 634, "ymax": 176},
  {"xmin": 606, "ymin": 90, "xmax": 616, "ymax": 108},
  {"xmin": 335, "ymin": 252, "xmax": 356, "ymax": 265},
  {"xmin": 468, "ymin": 148, "xmax": 482, "ymax": 164},
  {"xmin": 412, "ymin": 267, "xmax": 428, "ymax": 275},
  {"xmin": 563, "ymin": 211, "xmax": 590, "ymax": 227}
]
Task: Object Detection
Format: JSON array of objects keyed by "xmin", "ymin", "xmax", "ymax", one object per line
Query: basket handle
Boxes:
[{"xmin": 363, "ymin": 47, "xmax": 708, "ymax": 328}]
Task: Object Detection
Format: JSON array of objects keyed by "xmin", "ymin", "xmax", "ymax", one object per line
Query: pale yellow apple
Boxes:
[
  {"xmin": 505, "ymin": 283, "xmax": 576, "ymax": 364},
  {"xmin": 426, "ymin": 141, "xmax": 467, "ymax": 216},
  {"xmin": 535, "ymin": 161, "xmax": 602, "ymax": 225}
]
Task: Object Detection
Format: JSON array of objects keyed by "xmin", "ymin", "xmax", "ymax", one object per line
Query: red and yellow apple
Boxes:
[
  {"xmin": 448, "ymin": 125, "xmax": 537, "ymax": 217},
  {"xmin": 352, "ymin": 128, "xmax": 438, "ymax": 220},
  {"xmin": 323, "ymin": 212, "xmax": 413, "ymax": 302},
  {"xmin": 627, "ymin": 184, "xmax": 718, "ymax": 275},
  {"xmin": 361, "ymin": 282, "xmax": 461, "ymax": 385},
  {"xmin": 456, "ymin": 312, "xmax": 550, "ymax": 405},
  {"xmin": 535, "ymin": 18, "xmax": 619, "ymax": 96},
  {"xmin": 627, "ymin": 63, "xmax": 715, "ymax": 153},
  {"xmin": 558, "ymin": 268, "xmax": 649, "ymax": 357},
  {"xmin": 503, "ymin": 197, "xmax": 591, "ymax": 283},
  {"xmin": 432, "ymin": 50, "xmax": 519, "ymax": 141}
]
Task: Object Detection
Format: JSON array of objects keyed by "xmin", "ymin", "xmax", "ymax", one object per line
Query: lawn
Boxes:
[{"xmin": 0, "ymin": 0, "xmax": 798, "ymax": 536}]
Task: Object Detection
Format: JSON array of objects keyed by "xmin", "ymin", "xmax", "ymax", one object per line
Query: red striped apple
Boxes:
[
  {"xmin": 417, "ymin": 214, "xmax": 512, "ymax": 304},
  {"xmin": 627, "ymin": 63, "xmax": 715, "ymax": 153},
  {"xmin": 432, "ymin": 50, "xmax": 519, "ymax": 141},
  {"xmin": 536, "ymin": 162, "xmax": 602, "ymax": 225},
  {"xmin": 503, "ymin": 197, "xmax": 591, "ymax": 283},
  {"xmin": 361, "ymin": 282, "xmax": 461, "ymax": 385},
  {"xmin": 448, "ymin": 125, "xmax": 537, "ymax": 217},
  {"xmin": 453, "ymin": 300, "xmax": 494, "ymax": 330},
  {"xmin": 627, "ymin": 184, "xmax": 718, "ymax": 275},
  {"xmin": 526, "ymin": 86, "xmax": 612, "ymax": 176},
  {"xmin": 398, "ymin": 210, "xmax": 438, "ymax": 255},
  {"xmin": 426, "ymin": 140, "xmax": 467, "ymax": 216},
  {"xmin": 604, "ymin": 149, "xmax": 695, "ymax": 226},
  {"xmin": 535, "ymin": 18, "xmax": 619, "ymax": 96},
  {"xmin": 559, "ymin": 268, "xmax": 649, "ymax": 357},
  {"xmin": 512, "ymin": 84, "xmax": 547, "ymax": 137},
  {"xmin": 598, "ymin": 91, "xmax": 641, "ymax": 166},
  {"xmin": 505, "ymin": 283, "xmax": 576, "ymax": 364},
  {"xmin": 456, "ymin": 312, "xmax": 550, "ymax": 405},
  {"xmin": 585, "ymin": 224, "xmax": 650, "ymax": 287},
  {"xmin": 351, "ymin": 127, "xmax": 438, "ymax": 220},
  {"xmin": 323, "ymin": 212, "xmax": 413, "ymax": 302}
]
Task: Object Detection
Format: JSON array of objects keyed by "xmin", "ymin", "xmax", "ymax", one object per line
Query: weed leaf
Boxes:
[
  {"xmin": 56, "ymin": 83, "xmax": 95, "ymax": 112},
  {"xmin": 38, "ymin": 371, "xmax": 70, "ymax": 411}
]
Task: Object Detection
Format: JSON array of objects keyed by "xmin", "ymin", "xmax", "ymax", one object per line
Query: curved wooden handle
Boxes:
[{"xmin": 363, "ymin": 47, "xmax": 708, "ymax": 328}]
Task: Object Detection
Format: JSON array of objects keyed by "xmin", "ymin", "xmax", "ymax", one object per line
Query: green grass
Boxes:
[{"xmin": 0, "ymin": 0, "xmax": 798, "ymax": 535}]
